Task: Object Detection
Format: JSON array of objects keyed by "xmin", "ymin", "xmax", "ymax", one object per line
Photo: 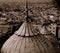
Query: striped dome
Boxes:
[
  {"xmin": 1, "ymin": 21, "xmax": 55, "ymax": 53},
  {"xmin": 14, "ymin": 21, "xmax": 38, "ymax": 36},
  {"xmin": 1, "ymin": 35, "xmax": 55, "ymax": 53}
]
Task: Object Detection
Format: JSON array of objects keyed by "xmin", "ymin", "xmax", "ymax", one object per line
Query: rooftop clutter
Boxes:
[{"xmin": 0, "ymin": 2, "xmax": 60, "ymax": 25}]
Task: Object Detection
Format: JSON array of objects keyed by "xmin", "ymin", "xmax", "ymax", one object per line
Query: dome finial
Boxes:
[
  {"xmin": 25, "ymin": 1, "xmax": 33, "ymax": 22},
  {"xmin": 26, "ymin": 1, "xmax": 29, "ymax": 21}
]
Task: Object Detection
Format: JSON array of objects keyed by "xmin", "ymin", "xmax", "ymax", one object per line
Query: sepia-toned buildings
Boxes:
[{"xmin": 0, "ymin": 0, "xmax": 60, "ymax": 53}]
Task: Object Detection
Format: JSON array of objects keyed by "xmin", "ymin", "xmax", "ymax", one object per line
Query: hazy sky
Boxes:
[{"xmin": 0, "ymin": 0, "xmax": 53, "ymax": 3}]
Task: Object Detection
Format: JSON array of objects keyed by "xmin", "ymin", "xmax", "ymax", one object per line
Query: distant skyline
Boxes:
[{"xmin": 0, "ymin": 0, "xmax": 53, "ymax": 3}]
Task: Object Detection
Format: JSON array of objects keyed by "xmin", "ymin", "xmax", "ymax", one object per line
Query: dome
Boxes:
[
  {"xmin": 14, "ymin": 21, "xmax": 38, "ymax": 36},
  {"xmin": 1, "ymin": 20, "xmax": 55, "ymax": 53},
  {"xmin": 1, "ymin": 2, "xmax": 55, "ymax": 53}
]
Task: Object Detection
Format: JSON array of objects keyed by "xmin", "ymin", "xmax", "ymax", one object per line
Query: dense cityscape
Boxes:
[{"xmin": 0, "ymin": 1, "xmax": 60, "ymax": 53}]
